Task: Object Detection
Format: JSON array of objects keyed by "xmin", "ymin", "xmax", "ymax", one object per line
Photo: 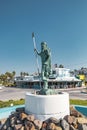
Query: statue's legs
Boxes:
[
  {"xmin": 39, "ymin": 64, "xmax": 56, "ymax": 95},
  {"xmin": 41, "ymin": 65, "xmax": 48, "ymax": 89},
  {"xmin": 43, "ymin": 79, "xmax": 48, "ymax": 89}
]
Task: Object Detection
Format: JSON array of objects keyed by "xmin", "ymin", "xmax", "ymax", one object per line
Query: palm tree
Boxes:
[
  {"xmin": 5, "ymin": 72, "xmax": 12, "ymax": 80},
  {"xmin": 0, "ymin": 74, "xmax": 8, "ymax": 85},
  {"xmin": 12, "ymin": 71, "xmax": 16, "ymax": 77},
  {"xmin": 59, "ymin": 64, "xmax": 64, "ymax": 68},
  {"xmin": 20, "ymin": 72, "xmax": 29, "ymax": 77},
  {"xmin": 54, "ymin": 64, "xmax": 58, "ymax": 68},
  {"xmin": 0, "ymin": 71, "xmax": 16, "ymax": 86},
  {"xmin": 20, "ymin": 72, "xmax": 23, "ymax": 77}
]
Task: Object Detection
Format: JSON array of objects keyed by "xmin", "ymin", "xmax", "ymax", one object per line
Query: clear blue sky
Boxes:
[{"xmin": 0, "ymin": 0, "xmax": 87, "ymax": 75}]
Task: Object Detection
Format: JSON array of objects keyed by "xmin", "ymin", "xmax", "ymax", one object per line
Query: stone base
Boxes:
[{"xmin": 25, "ymin": 92, "xmax": 70, "ymax": 121}]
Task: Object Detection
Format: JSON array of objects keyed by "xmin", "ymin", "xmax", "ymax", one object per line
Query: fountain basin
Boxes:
[{"xmin": 25, "ymin": 92, "xmax": 70, "ymax": 121}]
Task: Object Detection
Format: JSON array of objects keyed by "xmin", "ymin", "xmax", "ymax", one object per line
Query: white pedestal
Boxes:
[{"xmin": 25, "ymin": 92, "xmax": 70, "ymax": 121}]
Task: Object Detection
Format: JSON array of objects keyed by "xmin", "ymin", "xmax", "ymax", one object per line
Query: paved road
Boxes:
[
  {"xmin": 59, "ymin": 88, "xmax": 87, "ymax": 100},
  {"xmin": 0, "ymin": 87, "xmax": 35, "ymax": 101},
  {"xmin": 0, "ymin": 86, "xmax": 87, "ymax": 101}
]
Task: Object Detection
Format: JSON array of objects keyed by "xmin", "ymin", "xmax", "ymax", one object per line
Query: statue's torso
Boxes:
[{"xmin": 41, "ymin": 50, "xmax": 49, "ymax": 65}]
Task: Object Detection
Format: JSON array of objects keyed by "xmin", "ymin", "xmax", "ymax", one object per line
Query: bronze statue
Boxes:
[
  {"xmin": 34, "ymin": 42, "xmax": 51, "ymax": 81},
  {"xmin": 32, "ymin": 33, "xmax": 55, "ymax": 95}
]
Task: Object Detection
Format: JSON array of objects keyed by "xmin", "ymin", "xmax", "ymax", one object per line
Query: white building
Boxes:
[{"xmin": 14, "ymin": 67, "xmax": 81, "ymax": 89}]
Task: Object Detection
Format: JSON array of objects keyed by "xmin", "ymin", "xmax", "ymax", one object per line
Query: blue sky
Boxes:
[{"xmin": 0, "ymin": 0, "xmax": 87, "ymax": 75}]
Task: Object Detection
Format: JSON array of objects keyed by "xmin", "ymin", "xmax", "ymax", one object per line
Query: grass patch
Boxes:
[
  {"xmin": 0, "ymin": 99, "xmax": 25, "ymax": 108},
  {"xmin": 0, "ymin": 99, "xmax": 87, "ymax": 108},
  {"xmin": 70, "ymin": 99, "xmax": 87, "ymax": 106}
]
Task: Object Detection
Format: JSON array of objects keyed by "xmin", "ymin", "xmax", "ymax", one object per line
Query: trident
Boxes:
[{"xmin": 32, "ymin": 32, "xmax": 41, "ymax": 88}]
